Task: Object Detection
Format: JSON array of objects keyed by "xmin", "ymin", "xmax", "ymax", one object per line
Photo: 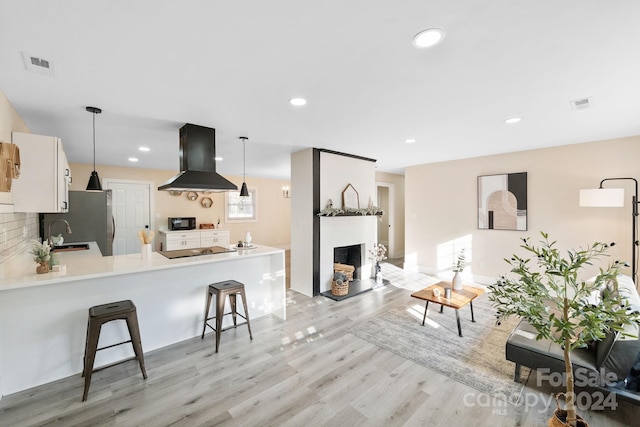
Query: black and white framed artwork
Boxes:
[{"xmin": 477, "ymin": 172, "xmax": 527, "ymax": 230}]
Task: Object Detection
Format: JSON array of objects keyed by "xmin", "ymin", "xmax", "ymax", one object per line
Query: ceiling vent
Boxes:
[
  {"xmin": 570, "ymin": 97, "xmax": 593, "ymax": 111},
  {"xmin": 21, "ymin": 52, "xmax": 55, "ymax": 76}
]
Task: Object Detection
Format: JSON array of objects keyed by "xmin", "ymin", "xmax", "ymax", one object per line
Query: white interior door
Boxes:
[
  {"xmin": 104, "ymin": 180, "xmax": 152, "ymax": 255},
  {"xmin": 376, "ymin": 182, "xmax": 395, "ymax": 258},
  {"xmin": 377, "ymin": 186, "xmax": 390, "ymax": 246}
]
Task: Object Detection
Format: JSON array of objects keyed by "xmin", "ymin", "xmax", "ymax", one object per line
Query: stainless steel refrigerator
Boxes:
[{"xmin": 41, "ymin": 190, "xmax": 114, "ymax": 256}]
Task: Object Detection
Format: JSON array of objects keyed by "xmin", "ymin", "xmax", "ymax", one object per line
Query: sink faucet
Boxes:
[{"xmin": 47, "ymin": 220, "xmax": 72, "ymax": 246}]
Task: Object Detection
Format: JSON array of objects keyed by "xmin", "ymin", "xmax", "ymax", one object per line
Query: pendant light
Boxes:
[
  {"xmin": 85, "ymin": 106, "xmax": 103, "ymax": 191},
  {"xmin": 239, "ymin": 136, "xmax": 249, "ymax": 197}
]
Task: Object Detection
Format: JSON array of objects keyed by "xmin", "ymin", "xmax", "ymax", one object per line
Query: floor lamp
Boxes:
[{"xmin": 579, "ymin": 177, "xmax": 639, "ymax": 285}]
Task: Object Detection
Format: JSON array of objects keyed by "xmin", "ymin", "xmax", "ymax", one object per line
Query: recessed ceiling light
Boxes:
[
  {"xmin": 215, "ymin": 157, "xmax": 223, "ymax": 161},
  {"xmin": 404, "ymin": 138, "xmax": 416, "ymax": 144},
  {"xmin": 412, "ymin": 28, "xmax": 446, "ymax": 49},
  {"xmin": 504, "ymin": 117, "xmax": 522, "ymax": 124},
  {"xmin": 138, "ymin": 146, "xmax": 150, "ymax": 152},
  {"xmin": 128, "ymin": 157, "xmax": 139, "ymax": 162},
  {"xmin": 289, "ymin": 97, "xmax": 307, "ymax": 106}
]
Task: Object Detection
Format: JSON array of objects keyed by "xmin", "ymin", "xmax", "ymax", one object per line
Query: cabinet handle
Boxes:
[{"xmin": 62, "ymin": 201, "xmax": 68, "ymax": 210}]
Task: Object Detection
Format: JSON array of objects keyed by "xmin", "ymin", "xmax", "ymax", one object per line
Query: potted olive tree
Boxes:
[{"xmin": 488, "ymin": 232, "xmax": 638, "ymax": 427}]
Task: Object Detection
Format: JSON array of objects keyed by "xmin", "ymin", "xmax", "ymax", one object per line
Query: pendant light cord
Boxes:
[
  {"xmin": 238, "ymin": 136, "xmax": 249, "ymax": 197},
  {"xmin": 85, "ymin": 106, "xmax": 102, "ymax": 191},
  {"xmin": 86, "ymin": 106, "xmax": 101, "ymax": 171},
  {"xmin": 92, "ymin": 111, "xmax": 96, "ymax": 171}
]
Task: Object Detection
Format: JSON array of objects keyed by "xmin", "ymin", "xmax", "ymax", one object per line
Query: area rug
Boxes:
[{"xmin": 349, "ymin": 293, "xmax": 529, "ymax": 404}]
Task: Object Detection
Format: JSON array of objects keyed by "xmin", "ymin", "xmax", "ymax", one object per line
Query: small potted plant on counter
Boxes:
[{"xmin": 29, "ymin": 239, "xmax": 51, "ymax": 274}]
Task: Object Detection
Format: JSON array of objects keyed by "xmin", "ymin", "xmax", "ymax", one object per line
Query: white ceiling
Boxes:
[{"xmin": 2, "ymin": 1, "xmax": 640, "ymax": 181}]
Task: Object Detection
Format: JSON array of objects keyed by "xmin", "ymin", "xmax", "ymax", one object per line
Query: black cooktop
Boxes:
[{"xmin": 159, "ymin": 246, "xmax": 236, "ymax": 259}]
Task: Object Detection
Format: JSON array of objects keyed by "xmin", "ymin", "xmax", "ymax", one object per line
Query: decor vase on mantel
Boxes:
[{"xmin": 452, "ymin": 271, "xmax": 462, "ymax": 290}]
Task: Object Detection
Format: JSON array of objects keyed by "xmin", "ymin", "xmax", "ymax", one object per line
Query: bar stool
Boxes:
[
  {"xmin": 82, "ymin": 300, "xmax": 147, "ymax": 401},
  {"xmin": 201, "ymin": 280, "xmax": 253, "ymax": 352}
]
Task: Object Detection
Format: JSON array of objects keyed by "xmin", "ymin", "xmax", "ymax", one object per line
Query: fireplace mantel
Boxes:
[
  {"xmin": 316, "ymin": 212, "xmax": 382, "ymax": 217},
  {"xmin": 316, "ymin": 206, "xmax": 383, "ymax": 217}
]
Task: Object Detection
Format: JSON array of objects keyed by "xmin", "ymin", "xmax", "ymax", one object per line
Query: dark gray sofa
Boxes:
[{"xmin": 505, "ymin": 275, "xmax": 640, "ymax": 401}]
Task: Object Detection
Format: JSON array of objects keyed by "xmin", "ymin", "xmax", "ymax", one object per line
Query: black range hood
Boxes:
[{"xmin": 158, "ymin": 124, "xmax": 238, "ymax": 192}]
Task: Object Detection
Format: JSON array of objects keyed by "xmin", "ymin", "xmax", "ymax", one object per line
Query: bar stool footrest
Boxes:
[
  {"xmin": 204, "ymin": 321, "xmax": 251, "ymax": 333},
  {"xmin": 96, "ymin": 339, "xmax": 133, "ymax": 352},
  {"xmin": 90, "ymin": 356, "xmax": 140, "ymax": 374}
]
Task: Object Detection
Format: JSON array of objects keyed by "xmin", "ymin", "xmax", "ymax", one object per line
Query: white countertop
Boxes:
[
  {"xmin": 158, "ymin": 228, "xmax": 229, "ymax": 233},
  {"xmin": 0, "ymin": 242, "xmax": 284, "ymax": 292}
]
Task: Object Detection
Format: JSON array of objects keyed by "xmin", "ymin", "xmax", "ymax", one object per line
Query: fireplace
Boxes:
[
  {"xmin": 334, "ymin": 244, "xmax": 363, "ymax": 280},
  {"xmin": 318, "ymin": 215, "xmax": 378, "ymax": 294}
]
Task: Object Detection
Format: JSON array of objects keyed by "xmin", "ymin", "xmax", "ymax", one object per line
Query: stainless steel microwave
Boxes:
[{"xmin": 168, "ymin": 217, "xmax": 196, "ymax": 231}]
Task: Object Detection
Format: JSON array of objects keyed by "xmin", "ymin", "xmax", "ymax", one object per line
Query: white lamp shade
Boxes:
[{"xmin": 579, "ymin": 188, "xmax": 625, "ymax": 207}]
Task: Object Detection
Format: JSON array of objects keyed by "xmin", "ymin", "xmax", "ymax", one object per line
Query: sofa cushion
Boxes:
[
  {"xmin": 616, "ymin": 275, "xmax": 640, "ymax": 314},
  {"xmin": 596, "ymin": 330, "xmax": 619, "ymax": 368},
  {"xmin": 506, "ymin": 320, "xmax": 598, "ymax": 372}
]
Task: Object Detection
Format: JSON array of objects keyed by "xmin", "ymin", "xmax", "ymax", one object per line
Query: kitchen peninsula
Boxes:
[{"xmin": 0, "ymin": 242, "xmax": 286, "ymax": 397}]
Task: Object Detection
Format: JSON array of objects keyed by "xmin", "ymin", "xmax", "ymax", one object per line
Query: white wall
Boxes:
[
  {"xmin": 290, "ymin": 149, "xmax": 314, "ymax": 296},
  {"xmin": 319, "ymin": 151, "xmax": 375, "ymax": 210},
  {"xmin": 405, "ymin": 136, "xmax": 640, "ymax": 285},
  {"xmin": 0, "ymin": 91, "xmax": 36, "ymax": 261}
]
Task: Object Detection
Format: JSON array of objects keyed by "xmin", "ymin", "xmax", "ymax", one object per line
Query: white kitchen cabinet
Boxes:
[
  {"xmin": 11, "ymin": 132, "xmax": 71, "ymax": 213},
  {"xmin": 200, "ymin": 230, "xmax": 230, "ymax": 247},
  {"xmin": 160, "ymin": 229, "xmax": 230, "ymax": 251},
  {"xmin": 161, "ymin": 231, "xmax": 201, "ymax": 251}
]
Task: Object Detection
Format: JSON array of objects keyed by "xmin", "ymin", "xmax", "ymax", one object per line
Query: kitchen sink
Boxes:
[{"xmin": 52, "ymin": 243, "xmax": 90, "ymax": 252}]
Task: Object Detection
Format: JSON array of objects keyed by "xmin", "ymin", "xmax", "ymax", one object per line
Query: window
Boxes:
[{"xmin": 225, "ymin": 188, "xmax": 257, "ymax": 222}]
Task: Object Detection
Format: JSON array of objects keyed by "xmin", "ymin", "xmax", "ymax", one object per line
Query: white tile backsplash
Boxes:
[{"xmin": 0, "ymin": 212, "xmax": 39, "ymax": 262}]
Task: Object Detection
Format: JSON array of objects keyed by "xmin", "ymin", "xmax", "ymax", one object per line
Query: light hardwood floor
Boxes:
[{"xmin": 1, "ymin": 263, "xmax": 638, "ymax": 426}]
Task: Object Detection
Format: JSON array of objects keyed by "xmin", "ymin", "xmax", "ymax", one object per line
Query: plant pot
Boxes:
[
  {"xmin": 547, "ymin": 409, "xmax": 589, "ymax": 427},
  {"xmin": 36, "ymin": 261, "xmax": 50, "ymax": 274},
  {"xmin": 452, "ymin": 271, "xmax": 462, "ymax": 290}
]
